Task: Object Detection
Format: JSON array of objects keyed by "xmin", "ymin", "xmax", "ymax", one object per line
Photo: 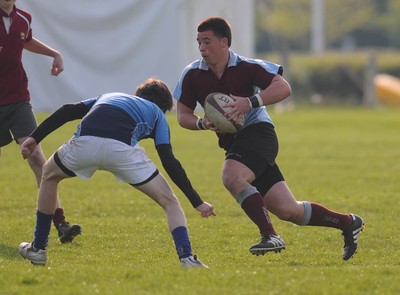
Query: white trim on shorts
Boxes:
[{"xmin": 56, "ymin": 136, "xmax": 157, "ymax": 185}]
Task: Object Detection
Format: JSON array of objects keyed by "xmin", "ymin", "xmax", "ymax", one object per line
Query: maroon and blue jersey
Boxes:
[{"xmin": 173, "ymin": 50, "xmax": 283, "ymax": 128}]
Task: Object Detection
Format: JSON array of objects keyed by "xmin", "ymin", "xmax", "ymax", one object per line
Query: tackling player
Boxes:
[{"xmin": 19, "ymin": 78, "xmax": 214, "ymax": 267}]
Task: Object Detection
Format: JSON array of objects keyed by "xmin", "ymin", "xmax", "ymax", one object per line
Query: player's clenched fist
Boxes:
[{"xmin": 21, "ymin": 137, "xmax": 37, "ymax": 159}]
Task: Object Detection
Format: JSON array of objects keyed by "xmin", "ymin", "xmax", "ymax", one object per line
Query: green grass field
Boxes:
[{"xmin": 1, "ymin": 106, "xmax": 399, "ymax": 295}]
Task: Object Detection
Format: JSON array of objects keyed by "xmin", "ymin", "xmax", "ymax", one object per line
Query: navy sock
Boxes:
[
  {"xmin": 33, "ymin": 210, "xmax": 53, "ymax": 250},
  {"xmin": 171, "ymin": 226, "xmax": 192, "ymax": 259}
]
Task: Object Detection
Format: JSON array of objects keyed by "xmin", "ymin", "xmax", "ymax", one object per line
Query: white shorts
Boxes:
[{"xmin": 56, "ymin": 136, "xmax": 157, "ymax": 185}]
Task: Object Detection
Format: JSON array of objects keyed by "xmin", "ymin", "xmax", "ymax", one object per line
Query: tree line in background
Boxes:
[{"xmin": 255, "ymin": 0, "xmax": 400, "ymax": 53}]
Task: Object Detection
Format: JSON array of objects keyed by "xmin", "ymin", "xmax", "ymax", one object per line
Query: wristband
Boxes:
[
  {"xmin": 246, "ymin": 97, "xmax": 252, "ymax": 110},
  {"xmin": 196, "ymin": 118, "xmax": 207, "ymax": 130},
  {"xmin": 248, "ymin": 93, "xmax": 263, "ymax": 109}
]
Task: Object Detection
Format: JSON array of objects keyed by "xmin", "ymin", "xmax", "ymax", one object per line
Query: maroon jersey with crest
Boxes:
[{"xmin": 0, "ymin": 6, "xmax": 32, "ymax": 105}]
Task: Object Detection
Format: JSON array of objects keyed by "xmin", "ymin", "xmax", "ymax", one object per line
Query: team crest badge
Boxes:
[{"xmin": 20, "ymin": 32, "xmax": 26, "ymax": 40}]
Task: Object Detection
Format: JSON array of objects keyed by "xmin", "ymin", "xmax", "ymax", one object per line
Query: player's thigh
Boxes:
[
  {"xmin": 104, "ymin": 141, "xmax": 159, "ymax": 185},
  {"xmin": 222, "ymin": 159, "xmax": 255, "ymax": 195},
  {"xmin": 42, "ymin": 154, "xmax": 72, "ymax": 182},
  {"xmin": 9, "ymin": 102, "xmax": 38, "ymax": 141},
  {"xmin": 0, "ymin": 123, "xmax": 13, "ymax": 147},
  {"xmin": 0, "ymin": 102, "xmax": 36, "ymax": 146},
  {"xmin": 134, "ymin": 173, "xmax": 179, "ymax": 207}
]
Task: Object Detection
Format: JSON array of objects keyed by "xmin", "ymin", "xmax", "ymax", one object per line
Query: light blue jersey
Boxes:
[{"xmin": 75, "ymin": 92, "xmax": 170, "ymax": 147}]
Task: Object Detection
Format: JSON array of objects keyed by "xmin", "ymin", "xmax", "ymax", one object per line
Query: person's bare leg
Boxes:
[
  {"xmin": 19, "ymin": 155, "xmax": 72, "ymax": 264},
  {"xmin": 17, "ymin": 138, "xmax": 62, "ymax": 208},
  {"xmin": 135, "ymin": 173, "xmax": 207, "ymax": 267},
  {"xmin": 135, "ymin": 173, "xmax": 187, "ymax": 231}
]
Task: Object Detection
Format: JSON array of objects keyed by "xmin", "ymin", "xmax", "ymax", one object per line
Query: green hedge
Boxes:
[{"xmin": 263, "ymin": 51, "xmax": 400, "ymax": 103}]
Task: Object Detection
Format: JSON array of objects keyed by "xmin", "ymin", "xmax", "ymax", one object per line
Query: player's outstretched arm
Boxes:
[{"xmin": 156, "ymin": 144, "xmax": 215, "ymax": 218}]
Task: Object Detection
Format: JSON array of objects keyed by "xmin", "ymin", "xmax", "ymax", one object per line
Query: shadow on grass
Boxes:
[{"xmin": 0, "ymin": 243, "xmax": 22, "ymax": 261}]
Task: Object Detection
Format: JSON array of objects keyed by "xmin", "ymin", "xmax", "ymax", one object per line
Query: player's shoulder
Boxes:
[
  {"xmin": 187, "ymin": 58, "xmax": 202, "ymax": 69},
  {"xmin": 15, "ymin": 7, "xmax": 32, "ymax": 21},
  {"xmin": 235, "ymin": 54, "xmax": 266, "ymax": 67},
  {"xmin": 181, "ymin": 59, "xmax": 203, "ymax": 75},
  {"xmin": 236, "ymin": 55, "xmax": 282, "ymax": 75}
]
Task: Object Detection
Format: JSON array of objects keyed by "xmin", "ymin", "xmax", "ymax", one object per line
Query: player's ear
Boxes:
[{"xmin": 221, "ymin": 37, "xmax": 229, "ymax": 48}]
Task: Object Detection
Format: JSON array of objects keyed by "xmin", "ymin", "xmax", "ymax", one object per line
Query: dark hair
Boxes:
[
  {"xmin": 134, "ymin": 77, "xmax": 173, "ymax": 113},
  {"xmin": 197, "ymin": 17, "xmax": 232, "ymax": 47}
]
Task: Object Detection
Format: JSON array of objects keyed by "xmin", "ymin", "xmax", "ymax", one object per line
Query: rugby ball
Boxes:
[{"xmin": 204, "ymin": 92, "xmax": 244, "ymax": 134}]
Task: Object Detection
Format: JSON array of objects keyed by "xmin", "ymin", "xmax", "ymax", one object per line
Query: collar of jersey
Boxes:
[{"xmin": 199, "ymin": 49, "xmax": 239, "ymax": 71}]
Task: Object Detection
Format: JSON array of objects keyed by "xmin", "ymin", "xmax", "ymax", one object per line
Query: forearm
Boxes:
[
  {"xmin": 156, "ymin": 144, "xmax": 203, "ymax": 207},
  {"xmin": 24, "ymin": 37, "xmax": 60, "ymax": 58},
  {"xmin": 176, "ymin": 101, "xmax": 206, "ymax": 130},
  {"xmin": 31, "ymin": 103, "xmax": 88, "ymax": 143},
  {"xmin": 177, "ymin": 112, "xmax": 202, "ymax": 130}
]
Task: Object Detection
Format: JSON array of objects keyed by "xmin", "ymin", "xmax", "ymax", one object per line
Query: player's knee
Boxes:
[
  {"xmin": 275, "ymin": 203, "xmax": 303, "ymax": 223},
  {"xmin": 157, "ymin": 192, "xmax": 180, "ymax": 208},
  {"xmin": 40, "ymin": 162, "xmax": 53, "ymax": 182},
  {"xmin": 40, "ymin": 159, "xmax": 64, "ymax": 183},
  {"xmin": 27, "ymin": 148, "xmax": 46, "ymax": 169},
  {"xmin": 221, "ymin": 172, "xmax": 239, "ymax": 191}
]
